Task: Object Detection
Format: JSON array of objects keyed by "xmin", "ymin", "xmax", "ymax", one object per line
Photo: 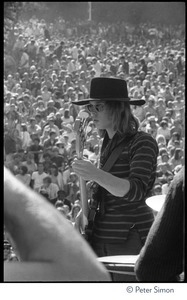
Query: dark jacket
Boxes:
[
  {"xmin": 135, "ymin": 167, "xmax": 184, "ymax": 281},
  {"xmin": 93, "ymin": 131, "xmax": 159, "ymax": 244}
]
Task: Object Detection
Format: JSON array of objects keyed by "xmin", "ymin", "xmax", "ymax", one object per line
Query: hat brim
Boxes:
[{"xmin": 71, "ymin": 98, "xmax": 145, "ymax": 106}]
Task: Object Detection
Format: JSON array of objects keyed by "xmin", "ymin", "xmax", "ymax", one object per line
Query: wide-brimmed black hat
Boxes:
[{"xmin": 71, "ymin": 77, "xmax": 145, "ymax": 106}]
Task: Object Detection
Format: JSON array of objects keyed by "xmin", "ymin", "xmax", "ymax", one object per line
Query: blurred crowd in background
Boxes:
[{"xmin": 4, "ymin": 15, "xmax": 185, "ymax": 261}]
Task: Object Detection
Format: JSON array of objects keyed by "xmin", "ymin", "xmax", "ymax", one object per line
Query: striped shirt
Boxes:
[{"xmin": 93, "ymin": 131, "xmax": 159, "ymax": 244}]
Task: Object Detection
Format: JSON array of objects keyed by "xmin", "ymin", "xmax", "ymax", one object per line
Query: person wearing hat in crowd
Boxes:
[
  {"xmin": 13, "ymin": 34, "xmax": 25, "ymax": 64},
  {"xmin": 20, "ymin": 123, "xmax": 32, "ymax": 150},
  {"xmin": 170, "ymin": 118, "xmax": 183, "ymax": 139},
  {"xmin": 156, "ymin": 120, "xmax": 171, "ymax": 144},
  {"xmin": 66, "ymin": 172, "xmax": 80, "ymax": 205},
  {"xmin": 66, "ymin": 56, "xmax": 76, "ymax": 74},
  {"xmin": 144, "ymin": 95, "xmax": 157, "ymax": 117},
  {"xmin": 132, "ymin": 80, "xmax": 144, "ymax": 99},
  {"xmin": 41, "ymin": 85, "xmax": 52, "ymax": 107},
  {"xmin": 110, "ymin": 57, "xmax": 119, "ymax": 76},
  {"xmin": 28, "ymin": 136, "xmax": 43, "ymax": 165},
  {"xmin": 167, "ymin": 132, "xmax": 182, "ymax": 150},
  {"xmin": 168, "ymin": 147, "xmax": 184, "ymax": 170},
  {"xmin": 72, "ymin": 77, "xmax": 158, "ymax": 281},
  {"xmin": 5, "ymin": 74, "xmax": 16, "ymax": 92},
  {"xmin": 145, "ymin": 115, "xmax": 159, "ymax": 139},
  {"xmin": 52, "ymin": 55, "xmax": 61, "ymax": 72},
  {"xmin": 86, "ymin": 130, "xmax": 100, "ymax": 152},
  {"xmin": 53, "ymin": 40, "xmax": 64, "ymax": 60},
  {"xmin": 92, "ymin": 57, "xmax": 101, "ymax": 77},
  {"xmin": 51, "ymin": 146, "xmax": 65, "ymax": 169},
  {"xmin": 6, "ymin": 103, "xmax": 20, "ymax": 124},
  {"xmin": 37, "ymin": 46, "xmax": 46, "ymax": 69},
  {"xmin": 62, "ymin": 123, "xmax": 76, "ymax": 143},
  {"xmin": 68, "ymin": 138, "xmax": 77, "ymax": 158},
  {"xmin": 30, "ymin": 75, "xmax": 41, "ymax": 98},
  {"xmin": 152, "ymin": 55, "xmax": 164, "ymax": 75},
  {"xmin": 43, "ymin": 130, "xmax": 58, "ymax": 150},
  {"xmin": 39, "ymin": 175, "xmax": 59, "ymax": 205},
  {"xmin": 15, "ymin": 165, "xmax": 31, "ymax": 187},
  {"xmin": 35, "ymin": 112, "xmax": 46, "ymax": 128},
  {"xmin": 55, "ymin": 138, "xmax": 67, "ymax": 156},
  {"xmin": 5, "ymin": 152, "xmax": 22, "ymax": 175},
  {"xmin": 43, "ymin": 114, "xmax": 60, "ymax": 137},
  {"xmin": 163, "ymin": 85, "xmax": 174, "ymax": 104},
  {"xmin": 139, "ymin": 58, "xmax": 147, "ymax": 76},
  {"xmin": 118, "ymin": 55, "xmax": 129, "ymax": 75},
  {"xmin": 42, "ymin": 152, "xmax": 52, "ymax": 173},
  {"xmin": 61, "ymin": 133, "xmax": 71, "ymax": 152},
  {"xmin": 24, "ymin": 38, "xmax": 37, "ymax": 64},
  {"xmin": 45, "ymin": 99, "xmax": 58, "ymax": 115},
  {"xmin": 53, "ymin": 112, "xmax": 63, "ymax": 130},
  {"xmin": 156, "ymin": 162, "xmax": 174, "ymax": 184},
  {"xmin": 22, "ymin": 152, "xmax": 37, "ymax": 175},
  {"xmin": 30, "ymin": 161, "xmax": 48, "ymax": 192},
  {"xmin": 49, "ymin": 163, "xmax": 64, "ymax": 191},
  {"xmin": 155, "ymin": 97, "xmax": 166, "ymax": 123}
]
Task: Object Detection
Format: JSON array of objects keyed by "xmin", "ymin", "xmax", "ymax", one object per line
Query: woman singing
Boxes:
[{"xmin": 72, "ymin": 77, "xmax": 159, "ymax": 281}]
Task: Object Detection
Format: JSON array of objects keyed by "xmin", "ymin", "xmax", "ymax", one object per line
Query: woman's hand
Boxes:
[
  {"xmin": 72, "ymin": 158, "xmax": 99, "ymax": 181},
  {"xmin": 73, "ymin": 158, "xmax": 130, "ymax": 198}
]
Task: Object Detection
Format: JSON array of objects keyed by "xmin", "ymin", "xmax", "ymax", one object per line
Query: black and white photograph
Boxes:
[{"xmin": 3, "ymin": 2, "xmax": 185, "ymax": 299}]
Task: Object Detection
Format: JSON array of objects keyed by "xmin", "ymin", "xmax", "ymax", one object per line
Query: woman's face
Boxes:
[{"xmin": 88, "ymin": 101, "xmax": 112, "ymax": 131}]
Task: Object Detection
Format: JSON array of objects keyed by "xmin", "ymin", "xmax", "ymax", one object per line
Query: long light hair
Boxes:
[{"xmin": 99, "ymin": 101, "xmax": 140, "ymax": 137}]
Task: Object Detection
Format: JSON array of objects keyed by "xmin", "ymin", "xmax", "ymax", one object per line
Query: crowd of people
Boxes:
[{"xmin": 4, "ymin": 16, "xmax": 185, "ymax": 261}]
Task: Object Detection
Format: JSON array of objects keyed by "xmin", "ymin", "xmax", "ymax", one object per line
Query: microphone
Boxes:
[
  {"xmin": 77, "ymin": 109, "xmax": 90, "ymax": 120},
  {"xmin": 74, "ymin": 110, "xmax": 91, "ymax": 134}
]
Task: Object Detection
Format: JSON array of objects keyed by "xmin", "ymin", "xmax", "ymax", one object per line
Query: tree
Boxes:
[
  {"xmin": 4, "ymin": 2, "xmax": 23, "ymax": 44},
  {"xmin": 4, "ymin": 2, "xmax": 23, "ymax": 28}
]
